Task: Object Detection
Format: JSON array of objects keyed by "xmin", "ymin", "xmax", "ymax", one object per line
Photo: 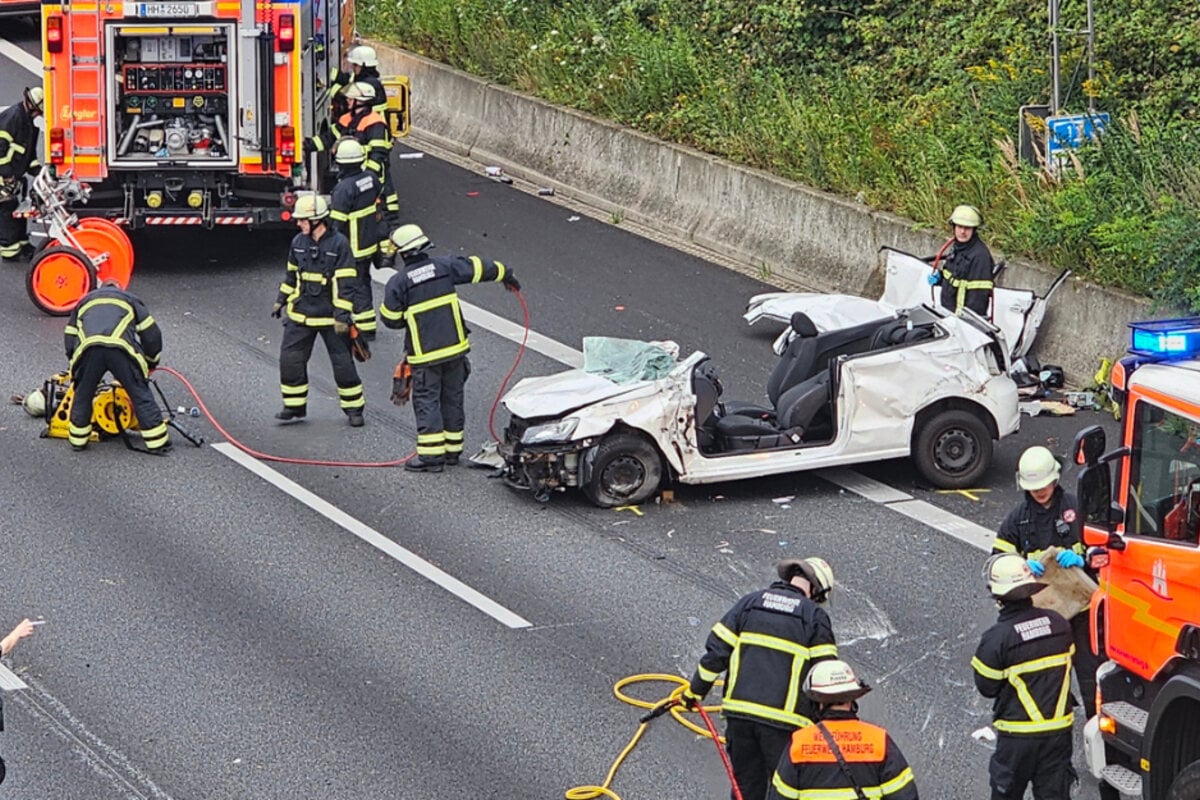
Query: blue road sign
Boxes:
[{"xmin": 1046, "ymin": 112, "xmax": 1110, "ymax": 158}]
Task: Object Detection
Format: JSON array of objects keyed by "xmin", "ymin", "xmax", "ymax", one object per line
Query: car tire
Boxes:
[
  {"xmin": 584, "ymin": 432, "xmax": 663, "ymax": 508},
  {"xmin": 1167, "ymin": 759, "xmax": 1200, "ymax": 800},
  {"xmin": 912, "ymin": 409, "xmax": 992, "ymax": 489}
]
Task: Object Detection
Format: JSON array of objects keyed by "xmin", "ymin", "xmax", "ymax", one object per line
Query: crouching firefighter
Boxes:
[
  {"xmin": 328, "ymin": 137, "xmax": 382, "ymax": 340},
  {"xmin": 271, "ymin": 193, "xmax": 366, "ymax": 427},
  {"xmin": 64, "ymin": 280, "xmax": 171, "ymax": 453},
  {"xmin": 380, "ymin": 224, "xmax": 520, "ymax": 472}
]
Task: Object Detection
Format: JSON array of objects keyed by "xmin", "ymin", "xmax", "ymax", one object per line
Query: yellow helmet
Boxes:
[
  {"xmin": 776, "ymin": 556, "xmax": 834, "ymax": 604},
  {"xmin": 292, "ymin": 193, "xmax": 331, "ymax": 221},
  {"xmin": 389, "ymin": 223, "xmax": 430, "ymax": 255},
  {"xmin": 948, "ymin": 204, "xmax": 983, "ymax": 228},
  {"xmin": 343, "ymin": 81, "xmax": 376, "ymax": 104},
  {"xmin": 22, "ymin": 388, "xmax": 46, "ymax": 418},
  {"xmin": 347, "ymin": 44, "xmax": 379, "ymax": 68},
  {"xmin": 333, "ymin": 137, "xmax": 366, "ymax": 165},
  {"xmin": 984, "ymin": 553, "xmax": 1045, "ymax": 600},
  {"xmin": 803, "ymin": 659, "xmax": 871, "ymax": 703},
  {"xmin": 1017, "ymin": 445, "xmax": 1060, "ymax": 491}
]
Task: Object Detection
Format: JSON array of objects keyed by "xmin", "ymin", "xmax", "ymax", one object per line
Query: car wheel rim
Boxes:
[
  {"xmin": 933, "ymin": 428, "xmax": 978, "ymax": 475},
  {"xmin": 602, "ymin": 456, "xmax": 645, "ymax": 498}
]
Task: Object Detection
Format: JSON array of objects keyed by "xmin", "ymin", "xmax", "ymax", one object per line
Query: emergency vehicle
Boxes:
[
  {"xmin": 1074, "ymin": 317, "xmax": 1200, "ymax": 800},
  {"xmin": 39, "ymin": 0, "xmax": 407, "ymax": 228}
]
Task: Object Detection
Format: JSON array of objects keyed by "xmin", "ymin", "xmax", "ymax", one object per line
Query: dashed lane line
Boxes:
[{"xmin": 0, "ymin": 37, "xmax": 43, "ymax": 77}]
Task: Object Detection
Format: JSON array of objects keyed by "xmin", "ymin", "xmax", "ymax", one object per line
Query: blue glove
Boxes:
[
  {"xmin": 1056, "ymin": 550, "xmax": 1085, "ymax": 569},
  {"xmin": 1026, "ymin": 558, "xmax": 1046, "ymax": 577},
  {"xmin": 927, "ymin": 271, "xmax": 939, "ymax": 285}
]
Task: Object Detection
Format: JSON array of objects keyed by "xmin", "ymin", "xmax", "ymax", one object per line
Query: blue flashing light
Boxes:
[{"xmin": 1128, "ymin": 317, "xmax": 1200, "ymax": 358}]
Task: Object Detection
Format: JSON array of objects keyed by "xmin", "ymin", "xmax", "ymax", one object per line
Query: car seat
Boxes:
[{"xmin": 722, "ymin": 312, "xmax": 822, "ymax": 419}]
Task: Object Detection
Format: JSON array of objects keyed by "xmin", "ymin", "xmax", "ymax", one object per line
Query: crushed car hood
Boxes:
[{"xmin": 502, "ymin": 370, "xmax": 652, "ymax": 419}]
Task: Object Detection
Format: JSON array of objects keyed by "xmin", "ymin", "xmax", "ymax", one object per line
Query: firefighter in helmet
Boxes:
[
  {"xmin": 973, "ymin": 553, "xmax": 1077, "ymax": 800},
  {"xmin": 927, "ymin": 204, "xmax": 995, "ymax": 317},
  {"xmin": 65, "ymin": 279, "xmax": 171, "ymax": 453},
  {"xmin": 0, "ymin": 86, "xmax": 43, "ymax": 262},
  {"xmin": 380, "ymin": 223, "xmax": 520, "ymax": 471},
  {"xmin": 328, "ymin": 137, "xmax": 382, "ymax": 340},
  {"xmin": 342, "ymin": 81, "xmax": 400, "ymax": 224},
  {"xmin": 332, "ymin": 45, "xmax": 387, "ymax": 116},
  {"xmin": 768, "ymin": 659, "xmax": 918, "ymax": 799},
  {"xmin": 271, "ymin": 193, "xmax": 366, "ymax": 427},
  {"xmin": 682, "ymin": 557, "xmax": 839, "ymax": 800}
]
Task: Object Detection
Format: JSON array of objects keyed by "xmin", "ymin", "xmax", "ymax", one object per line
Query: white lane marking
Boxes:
[
  {"xmin": 0, "ymin": 37, "xmax": 44, "ymax": 77},
  {"xmin": 888, "ymin": 499, "xmax": 995, "ymax": 552},
  {"xmin": 0, "ymin": 662, "xmax": 28, "ymax": 691},
  {"xmin": 212, "ymin": 443, "xmax": 533, "ymax": 629},
  {"xmin": 817, "ymin": 467, "xmax": 913, "ymax": 504}
]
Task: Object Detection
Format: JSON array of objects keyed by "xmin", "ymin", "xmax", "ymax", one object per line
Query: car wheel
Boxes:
[
  {"xmin": 1168, "ymin": 759, "xmax": 1200, "ymax": 800},
  {"xmin": 913, "ymin": 409, "xmax": 992, "ymax": 489},
  {"xmin": 584, "ymin": 433, "xmax": 663, "ymax": 508}
]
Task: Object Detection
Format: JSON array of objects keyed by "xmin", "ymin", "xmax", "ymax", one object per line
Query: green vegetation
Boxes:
[{"xmin": 361, "ymin": 0, "xmax": 1200, "ymax": 305}]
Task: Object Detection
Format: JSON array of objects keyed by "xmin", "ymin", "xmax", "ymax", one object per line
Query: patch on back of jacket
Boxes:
[
  {"xmin": 1014, "ymin": 616, "xmax": 1053, "ymax": 642},
  {"xmin": 760, "ymin": 592, "xmax": 802, "ymax": 614},
  {"xmin": 408, "ymin": 264, "xmax": 436, "ymax": 285},
  {"xmin": 356, "ymin": 176, "xmax": 375, "ymax": 192}
]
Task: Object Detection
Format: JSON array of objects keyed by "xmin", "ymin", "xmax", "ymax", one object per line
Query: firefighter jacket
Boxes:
[
  {"xmin": 972, "ymin": 599, "xmax": 1075, "ymax": 736},
  {"xmin": 0, "ymin": 101, "xmax": 39, "ymax": 182},
  {"xmin": 993, "ymin": 486, "xmax": 1084, "ymax": 562},
  {"xmin": 275, "ymin": 227, "xmax": 357, "ymax": 327},
  {"xmin": 329, "ymin": 167, "xmax": 381, "ymax": 260},
  {"xmin": 332, "ymin": 69, "xmax": 388, "ymax": 118},
  {"xmin": 689, "ymin": 581, "xmax": 838, "ymax": 730},
  {"xmin": 936, "ymin": 233, "xmax": 994, "ymax": 316},
  {"xmin": 380, "ymin": 252, "xmax": 508, "ymax": 365},
  {"xmin": 341, "ymin": 107, "xmax": 390, "ymax": 177},
  {"xmin": 64, "ymin": 285, "xmax": 162, "ymax": 377},
  {"xmin": 769, "ymin": 709, "xmax": 918, "ymax": 800}
]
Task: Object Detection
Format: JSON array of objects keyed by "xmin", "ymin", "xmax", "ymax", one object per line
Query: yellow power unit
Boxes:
[
  {"xmin": 382, "ymin": 76, "xmax": 411, "ymax": 139},
  {"xmin": 43, "ymin": 372, "xmax": 138, "ymax": 441}
]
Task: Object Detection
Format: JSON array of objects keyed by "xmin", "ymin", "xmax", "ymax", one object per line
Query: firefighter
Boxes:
[
  {"xmin": 271, "ymin": 193, "xmax": 366, "ymax": 427},
  {"xmin": 380, "ymin": 224, "xmax": 520, "ymax": 471},
  {"xmin": 65, "ymin": 279, "xmax": 171, "ymax": 453},
  {"xmin": 973, "ymin": 554, "xmax": 1077, "ymax": 800},
  {"xmin": 768, "ymin": 659, "xmax": 918, "ymax": 800},
  {"xmin": 328, "ymin": 138, "xmax": 382, "ymax": 340},
  {"xmin": 342, "ymin": 82, "xmax": 399, "ymax": 223},
  {"xmin": 927, "ymin": 204, "xmax": 995, "ymax": 317},
  {"xmin": 992, "ymin": 445, "xmax": 1100, "ymax": 718},
  {"xmin": 682, "ymin": 557, "xmax": 839, "ymax": 800},
  {"xmin": 0, "ymin": 86, "xmax": 43, "ymax": 262},
  {"xmin": 332, "ymin": 45, "xmax": 387, "ymax": 116}
]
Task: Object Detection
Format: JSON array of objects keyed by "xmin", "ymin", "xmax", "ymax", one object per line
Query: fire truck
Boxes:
[
  {"xmin": 39, "ymin": 0, "xmax": 406, "ymax": 228},
  {"xmin": 1074, "ymin": 317, "xmax": 1200, "ymax": 800}
]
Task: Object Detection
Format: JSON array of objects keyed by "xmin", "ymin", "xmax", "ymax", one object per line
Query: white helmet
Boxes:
[
  {"xmin": 984, "ymin": 553, "xmax": 1046, "ymax": 601},
  {"xmin": 389, "ymin": 223, "xmax": 430, "ymax": 255},
  {"xmin": 803, "ymin": 659, "xmax": 871, "ymax": 704},
  {"xmin": 24, "ymin": 86, "xmax": 44, "ymax": 115},
  {"xmin": 292, "ymin": 193, "xmax": 331, "ymax": 221},
  {"xmin": 776, "ymin": 556, "xmax": 834, "ymax": 604},
  {"xmin": 22, "ymin": 388, "xmax": 46, "ymax": 418},
  {"xmin": 948, "ymin": 204, "xmax": 983, "ymax": 228},
  {"xmin": 333, "ymin": 137, "xmax": 366, "ymax": 165},
  {"xmin": 347, "ymin": 44, "xmax": 379, "ymax": 68},
  {"xmin": 343, "ymin": 81, "xmax": 376, "ymax": 104},
  {"xmin": 1018, "ymin": 446, "xmax": 1061, "ymax": 491}
]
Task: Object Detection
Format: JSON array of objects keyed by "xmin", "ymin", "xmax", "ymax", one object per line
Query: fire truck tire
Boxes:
[
  {"xmin": 26, "ymin": 246, "xmax": 97, "ymax": 316},
  {"xmin": 1167, "ymin": 759, "xmax": 1200, "ymax": 800},
  {"xmin": 584, "ymin": 432, "xmax": 663, "ymax": 508},
  {"xmin": 912, "ymin": 408, "xmax": 992, "ymax": 489}
]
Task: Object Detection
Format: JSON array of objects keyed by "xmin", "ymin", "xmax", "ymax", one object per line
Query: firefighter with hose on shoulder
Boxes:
[
  {"xmin": 681, "ymin": 557, "xmax": 838, "ymax": 800},
  {"xmin": 926, "ymin": 204, "xmax": 995, "ymax": 317},
  {"xmin": 0, "ymin": 86, "xmax": 43, "ymax": 262},
  {"xmin": 328, "ymin": 137, "xmax": 382, "ymax": 340}
]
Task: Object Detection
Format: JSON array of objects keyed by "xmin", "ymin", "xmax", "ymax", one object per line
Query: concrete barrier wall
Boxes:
[{"xmin": 376, "ymin": 44, "xmax": 1158, "ymax": 384}]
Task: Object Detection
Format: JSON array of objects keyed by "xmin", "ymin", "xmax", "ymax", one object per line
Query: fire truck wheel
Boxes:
[
  {"xmin": 912, "ymin": 408, "xmax": 992, "ymax": 489},
  {"xmin": 584, "ymin": 432, "xmax": 663, "ymax": 508},
  {"xmin": 26, "ymin": 246, "xmax": 97, "ymax": 317},
  {"xmin": 1167, "ymin": 759, "xmax": 1200, "ymax": 800}
]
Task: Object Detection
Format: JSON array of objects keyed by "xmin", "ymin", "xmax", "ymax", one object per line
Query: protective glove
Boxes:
[
  {"xmin": 1026, "ymin": 558, "xmax": 1046, "ymax": 578},
  {"xmin": 1056, "ymin": 550, "xmax": 1085, "ymax": 569},
  {"xmin": 680, "ymin": 688, "xmax": 703, "ymax": 711},
  {"xmin": 502, "ymin": 273, "xmax": 521, "ymax": 293},
  {"xmin": 271, "ymin": 302, "xmax": 283, "ymax": 319},
  {"xmin": 333, "ymin": 320, "xmax": 350, "ymax": 336},
  {"xmin": 927, "ymin": 271, "xmax": 940, "ymax": 286},
  {"xmin": 302, "ymin": 138, "xmax": 316, "ymax": 158}
]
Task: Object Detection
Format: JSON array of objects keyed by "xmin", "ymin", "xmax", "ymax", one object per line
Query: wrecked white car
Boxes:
[
  {"xmin": 745, "ymin": 247, "xmax": 1069, "ymax": 365},
  {"xmin": 485, "ymin": 305, "xmax": 1019, "ymax": 507}
]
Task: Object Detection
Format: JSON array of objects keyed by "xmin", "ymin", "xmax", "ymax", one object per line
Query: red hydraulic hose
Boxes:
[
  {"xmin": 487, "ymin": 288, "xmax": 530, "ymax": 443},
  {"xmin": 697, "ymin": 705, "xmax": 746, "ymax": 800}
]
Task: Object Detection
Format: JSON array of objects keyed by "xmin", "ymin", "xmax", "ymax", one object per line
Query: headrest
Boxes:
[{"xmin": 790, "ymin": 312, "xmax": 818, "ymax": 338}]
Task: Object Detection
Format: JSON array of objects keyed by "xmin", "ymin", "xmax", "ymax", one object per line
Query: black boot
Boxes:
[
  {"xmin": 347, "ymin": 411, "xmax": 365, "ymax": 427},
  {"xmin": 443, "ymin": 453, "xmax": 460, "ymax": 466},
  {"xmin": 275, "ymin": 407, "xmax": 307, "ymax": 421},
  {"xmin": 405, "ymin": 455, "xmax": 444, "ymax": 473}
]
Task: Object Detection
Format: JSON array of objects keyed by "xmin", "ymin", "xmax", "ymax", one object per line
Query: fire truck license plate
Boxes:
[{"xmin": 136, "ymin": 2, "xmax": 199, "ymax": 16}]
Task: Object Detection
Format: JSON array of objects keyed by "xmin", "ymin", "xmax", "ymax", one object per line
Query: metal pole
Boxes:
[
  {"xmin": 1086, "ymin": 0, "xmax": 1096, "ymax": 113},
  {"xmin": 1049, "ymin": 0, "xmax": 1060, "ymax": 116}
]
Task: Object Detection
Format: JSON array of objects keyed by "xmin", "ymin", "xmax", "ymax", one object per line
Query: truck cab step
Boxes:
[
  {"xmin": 1101, "ymin": 764, "xmax": 1143, "ymax": 797},
  {"xmin": 1101, "ymin": 700, "xmax": 1148, "ymax": 737}
]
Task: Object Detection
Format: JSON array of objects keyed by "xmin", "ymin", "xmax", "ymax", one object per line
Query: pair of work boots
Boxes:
[
  {"xmin": 405, "ymin": 454, "xmax": 459, "ymax": 473},
  {"xmin": 2, "ymin": 243, "xmax": 35, "ymax": 263},
  {"xmin": 275, "ymin": 408, "xmax": 364, "ymax": 428}
]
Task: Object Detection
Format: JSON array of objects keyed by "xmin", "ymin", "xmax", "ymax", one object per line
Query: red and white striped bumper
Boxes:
[{"xmin": 142, "ymin": 215, "xmax": 254, "ymax": 226}]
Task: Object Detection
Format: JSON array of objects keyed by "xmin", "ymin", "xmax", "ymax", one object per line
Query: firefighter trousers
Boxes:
[
  {"xmin": 278, "ymin": 323, "xmax": 365, "ymax": 414},
  {"xmin": 989, "ymin": 732, "xmax": 1075, "ymax": 800},
  {"xmin": 352, "ymin": 257, "xmax": 377, "ymax": 335},
  {"xmin": 724, "ymin": 716, "xmax": 794, "ymax": 800},
  {"xmin": 69, "ymin": 347, "xmax": 169, "ymax": 451},
  {"xmin": 410, "ymin": 356, "xmax": 467, "ymax": 460},
  {"xmin": 1070, "ymin": 610, "xmax": 1101, "ymax": 718},
  {"xmin": 0, "ymin": 199, "xmax": 28, "ymax": 258}
]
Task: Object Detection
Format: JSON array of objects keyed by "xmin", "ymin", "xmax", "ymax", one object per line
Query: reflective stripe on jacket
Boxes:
[
  {"xmin": 936, "ymin": 234, "xmax": 994, "ymax": 317},
  {"xmin": 689, "ymin": 581, "xmax": 838, "ymax": 729},
  {"xmin": 64, "ymin": 286, "xmax": 162, "ymax": 376},
  {"xmin": 992, "ymin": 487, "xmax": 1084, "ymax": 561},
  {"xmin": 0, "ymin": 102, "xmax": 39, "ymax": 180},
  {"xmin": 274, "ymin": 229, "xmax": 357, "ymax": 327},
  {"xmin": 972, "ymin": 600, "xmax": 1075, "ymax": 735},
  {"xmin": 329, "ymin": 168, "xmax": 381, "ymax": 259}
]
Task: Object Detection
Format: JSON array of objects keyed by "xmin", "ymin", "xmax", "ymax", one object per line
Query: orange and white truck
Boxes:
[
  {"xmin": 39, "ymin": 0, "xmax": 404, "ymax": 228},
  {"xmin": 1074, "ymin": 317, "xmax": 1200, "ymax": 800}
]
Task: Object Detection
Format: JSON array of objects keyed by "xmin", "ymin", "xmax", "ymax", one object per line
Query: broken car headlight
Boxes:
[{"xmin": 521, "ymin": 418, "xmax": 579, "ymax": 445}]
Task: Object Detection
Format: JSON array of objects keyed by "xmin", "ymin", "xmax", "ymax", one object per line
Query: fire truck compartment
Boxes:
[{"xmin": 106, "ymin": 24, "xmax": 237, "ymax": 168}]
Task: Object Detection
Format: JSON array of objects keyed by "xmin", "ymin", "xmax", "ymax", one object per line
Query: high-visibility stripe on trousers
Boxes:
[
  {"xmin": 410, "ymin": 356, "xmax": 467, "ymax": 458},
  {"xmin": 278, "ymin": 323, "xmax": 365, "ymax": 413},
  {"xmin": 68, "ymin": 346, "xmax": 170, "ymax": 451}
]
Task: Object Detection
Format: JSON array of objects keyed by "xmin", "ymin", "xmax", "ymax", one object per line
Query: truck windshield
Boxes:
[{"xmin": 1126, "ymin": 399, "xmax": 1200, "ymax": 545}]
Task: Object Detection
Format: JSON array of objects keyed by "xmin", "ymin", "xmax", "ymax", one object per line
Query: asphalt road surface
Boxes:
[{"xmin": 0, "ymin": 22, "xmax": 1120, "ymax": 799}]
